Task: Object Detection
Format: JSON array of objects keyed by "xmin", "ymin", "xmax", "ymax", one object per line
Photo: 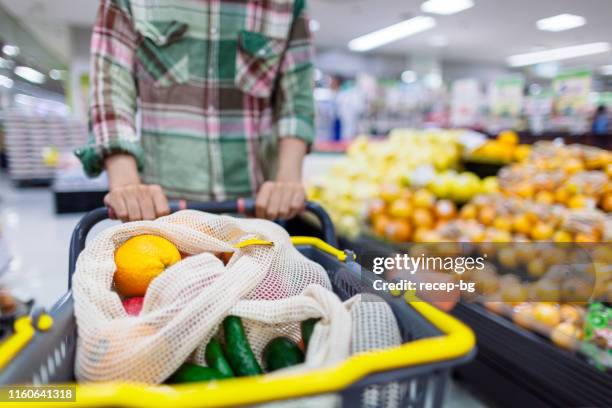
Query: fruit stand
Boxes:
[{"xmin": 306, "ymin": 129, "xmax": 612, "ymax": 408}]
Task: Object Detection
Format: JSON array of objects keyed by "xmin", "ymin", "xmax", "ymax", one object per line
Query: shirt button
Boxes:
[{"xmin": 210, "ymin": 27, "xmax": 218, "ymax": 35}]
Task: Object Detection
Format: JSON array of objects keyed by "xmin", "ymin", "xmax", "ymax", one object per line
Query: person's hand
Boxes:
[
  {"xmin": 104, "ymin": 184, "xmax": 170, "ymax": 222},
  {"xmin": 255, "ymin": 181, "xmax": 306, "ymax": 220},
  {"xmin": 103, "ymin": 154, "xmax": 170, "ymax": 221}
]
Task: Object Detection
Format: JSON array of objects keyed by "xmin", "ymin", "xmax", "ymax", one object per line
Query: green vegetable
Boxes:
[
  {"xmin": 223, "ymin": 316, "xmax": 262, "ymax": 376},
  {"xmin": 167, "ymin": 363, "xmax": 225, "ymax": 384},
  {"xmin": 205, "ymin": 338, "xmax": 234, "ymax": 378},
  {"xmin": 263, "ymin": 337, "xmax": 304, "ymax": 372},
  {"xmin": 301, "ymin": 318, "xmax": 320, "ymax": 351}
]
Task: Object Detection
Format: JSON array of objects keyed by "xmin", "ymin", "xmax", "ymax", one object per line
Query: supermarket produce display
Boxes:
[{"xmin": 307, "ymin": 129, "xmax": 612, "ymax": 407}]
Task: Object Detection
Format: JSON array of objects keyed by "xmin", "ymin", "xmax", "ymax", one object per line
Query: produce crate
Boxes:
[{"xmin": 0, "ymin": 201, "xmax": 475, "ymax": 407}]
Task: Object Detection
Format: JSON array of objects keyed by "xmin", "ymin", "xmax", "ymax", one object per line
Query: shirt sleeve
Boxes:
[
  {"xmin": 273, "ymin": 0, "xmax": 316, "ymax": 145},
  {"xmin": 74, "ymin": 0, "xmax": 143, "ymax": 177}
]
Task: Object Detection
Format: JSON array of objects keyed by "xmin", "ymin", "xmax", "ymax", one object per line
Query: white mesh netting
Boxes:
[
  {"xmin": 72, "ymin": 210, "xmax": 352, "ymax": 383},
  {"xmin": 349, "ymin": 294, "xmax": 403, "ymax": 408}
]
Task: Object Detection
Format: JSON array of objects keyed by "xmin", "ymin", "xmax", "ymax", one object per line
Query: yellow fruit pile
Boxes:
[
  {"xmin": 422, "ymin": 171, "xmax": 498, "ymax": 202},
  {"xmin": 468, "ymin": 130, "xmax": 532, "ymax": 163},
  {"xmin": 308, "ymin": 130, "xmax": 464, "ymax": 238}
]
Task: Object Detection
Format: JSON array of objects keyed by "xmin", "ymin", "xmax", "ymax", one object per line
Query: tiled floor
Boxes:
[{"xmin": 0, "ymin": 174, "xmax": 489, "ymax": 407}]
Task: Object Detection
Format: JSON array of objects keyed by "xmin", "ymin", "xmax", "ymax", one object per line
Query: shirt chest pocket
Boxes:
[
  {"xmin": 134, "ymin": 18, "xmax": 190, "ymax": 87},
  {"xmin": 235, "ymin": 30, "xmax": 287, "ymax": 99}
]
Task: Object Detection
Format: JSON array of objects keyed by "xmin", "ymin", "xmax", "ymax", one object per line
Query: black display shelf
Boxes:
[{"xmin": 333, "ymin": 233, "xmax": 612, "ymax": 408}]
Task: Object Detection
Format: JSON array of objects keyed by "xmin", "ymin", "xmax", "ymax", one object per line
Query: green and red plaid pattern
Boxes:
[{"xmin": 76, "ymin": 0, "xmax": 315, "ymax": 200}]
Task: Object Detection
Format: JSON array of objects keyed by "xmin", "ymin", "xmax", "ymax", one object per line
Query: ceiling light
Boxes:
[
  {"xmin": 348, "ymin": 16, "xmax": 436, "ymax": 52},
  {"xmin": 2, "ymin": 45, "xmax": 20, "ymax": 57},
  {"xmin": 309, "ymin": 19, "xmax": 320, "ymax": 32},
  {"xmin": 536, "ymin": 14, "xmax": 586, "ymax": 32},
  {"xmin": 600, "ymin": 65, "xmax": 612, "ymax": 76},
  {"xmin": 507, "ymin": 42, "xmax": 611, "ymax": 67},
  {"xmin": 401, "ymin": 70, "xmax": 417, "ymax": 83},
  {"xmin": 421, "ymin": 0, "xmax": 474, "ymax": 15},
  {"xmin": 0, "ymin": 74, "xmax": 14, "ymax": 89},
  {"xmin": 14, "ymin": 66, "xmax": 46, "ymax": 84}
]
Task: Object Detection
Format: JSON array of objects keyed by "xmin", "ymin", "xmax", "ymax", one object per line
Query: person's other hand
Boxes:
[
  {"xmin": 255, "ymin": 181, "xmax": 306, "ymax": 220},
  {"xmin": 104, "ymin": 184, "xmax": 170, "ymax": 222}
]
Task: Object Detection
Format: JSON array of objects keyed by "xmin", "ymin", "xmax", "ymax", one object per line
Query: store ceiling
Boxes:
[{"xmin": 1, "ymin": 0, "xmax": 612, "ymax": 71}]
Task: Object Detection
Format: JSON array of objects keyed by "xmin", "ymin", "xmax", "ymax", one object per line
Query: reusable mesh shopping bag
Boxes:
[{"xmin": 72, "ymin": 210, "xmax": 351, "ymax": 383}]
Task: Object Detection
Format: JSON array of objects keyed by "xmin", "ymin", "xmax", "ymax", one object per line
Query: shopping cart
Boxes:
[{"xmin": 0, "ymin": 200, "xmax": 476, "ymax": 407}]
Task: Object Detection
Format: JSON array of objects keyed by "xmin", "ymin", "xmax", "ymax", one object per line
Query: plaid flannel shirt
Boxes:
[{"xmin": 76, "ymin": 0, "xmax": 315, "ymax": 200}]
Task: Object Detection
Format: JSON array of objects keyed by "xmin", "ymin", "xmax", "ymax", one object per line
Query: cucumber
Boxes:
[
  {"xmin": 167, "ymin": 363, "xmax": 225, "ymax": 384},
  {"xmin": 263, "ymin": 337, "xmax": 304, "ymax": 372},
  {"xmin": 301, "ymin": 318, "xmax": 320, "ymax": 351},
  {"xmin": 223, "ymin": 316, "xmax": 262, "ymax": 376},
  {"xmin": 205, "ymin": 338, "xmax": 234, "ymax": 378}
]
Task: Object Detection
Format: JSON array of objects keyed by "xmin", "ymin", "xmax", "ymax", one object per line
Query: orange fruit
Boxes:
[
  {"xmin": 493, "ymin": 216, "xmax": 512, "ymax": 232},
  {"xmin": 413, "ymin": 189, "xmax": 436, "ymax": 208},
  {"xmin": 551, "ymin": 322, "xmax": 582, "ymax": 350},
  {"xmin": 412, "ymin": 208, "xmax": 435, "ymax": 229},
  {"xmin": 412, "ymin": 227, "xmax": 430, "ymax": 243},
  {"xmin": 512, "ymin": 214, "xmax": 531, "ymax": 235},
  {"xmin": 531, "ymin": 222, "xmax": 554, "ymax": 241},
  {"xmin": 574, "ymin": 232, "xmax": 598, "ymax": 243},
  {"xmin": 554, "ymin": 188, "xmax": 571, "ymax": 205},
  {"xmin": 478, "ymin": 206, "xmax": 496, "ymax": 226},
  {"xmin": 434, "ymin": 200, "xmax": 456, "ymax": 220},
  {"xmin": 460, "ymin": 203, "xmax": 478, "ymax": 220},
  {"xmin": 502, "ymin": 284, "xmax": 528, "ymax": 306},
  {"xmin": 114, "ymin": 235, "xmax": 181, "ymax": 297},
  {"xmin": 600, "ymin": 193, "xmax": 612, "ymax": 212},
  {"xmin": 389, "ymin": 198, "xmax": 413, "ymax": 219},
  {"xmin": 512, "ymin": 303, "xmax": 535, "ymax": 329},
  {"xmin": 497, "ymin": 247, "xmax": 518, "ymax": 268},
  {"xmin": 527, "ymin": 258, "xmax": 547, "ymax": 278},
  {"xmin": 553, "ymin": 230, "xmax": 573, "ymax": 243},
  {"xmin": 535, "ymin": 191, "xmax": 555, "ymax": 205},
  {"xmin": 559, "ymin": 305, "xmax": 582, "ymax": 324},
  {"xmin": 515, "ymin": 183, "xmax": 534, "ymax": 199},
  {"xmin": 568, "ymin": 195, "xmax": 595, "ymax": 210},
  {"xmin": 484, "ymin": 301, "xmax": 505, "ymax": 314},
  {"xmin": 533, "ymin": 303, "xmax": 561, "ymax": 327},
  {"xmin": 373, "ymin": 214, "xmax": 391, "ymax": 237},
  {"xmin": 384, "ymin": 219, "xmax": 412, "ymax": 242},
  {"xmin": 532, "ymin": 280, "xmax": 561, "ymax": 302},
  {"xmin": 367, "ymin": 199, "xmax": 386, "ymax": 218}
]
